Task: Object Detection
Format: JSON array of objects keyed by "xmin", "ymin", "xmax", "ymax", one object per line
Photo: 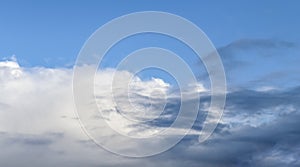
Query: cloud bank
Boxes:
[{"xmin": 1, "ymin": 57, "xmax": 300, "ymax": 167}]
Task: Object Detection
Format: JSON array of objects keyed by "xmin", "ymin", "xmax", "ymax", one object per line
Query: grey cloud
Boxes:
[
  {"xmin": 75, "ymin": 71, "xmax": 300, "ymax": 166},
  {"xmin": 218, "ymin": 39, "xmax": 296, "ymax": 70},
  {"xmin": 197, "ymin": 38, "xmax": 299, "ymax": 87},
  {"xmin": 220, "ymin": 39, "xmax": 296, "ymax": 52},
  {"xmin": 0, "ymin": 132, "xmax": 64, "ymax": 146},
  {"xmin": 217, "ymin": 38, "xmax": 298, "ymax": 66},
  {"xmin": 68, "ymin": 86, "xmax": 300, "ymax": 167},
  {"xmin": 125, "ymin": 86, "xmax": 300, "ymax": 167},
  {"xmin": 206, "ymin": 38, "xmax": 300, "ymax": 89}
]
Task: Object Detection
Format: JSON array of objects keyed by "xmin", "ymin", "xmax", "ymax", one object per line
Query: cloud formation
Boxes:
[{"xmin": 1, "ymin": 56, "xmax": 300, "ymax": 166}]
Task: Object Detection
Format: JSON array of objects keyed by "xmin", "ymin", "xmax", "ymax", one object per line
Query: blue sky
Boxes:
[
  {"xmin": 1, "ymin": 0, "xmax": 299, "ymax": 67},
  {"xmin": 1, "ymin": 1, "xmax": 300, "ymax": 167},
  {"xmin": 1, "ymin": 0, "xmax": 300, "ymax": 89}
]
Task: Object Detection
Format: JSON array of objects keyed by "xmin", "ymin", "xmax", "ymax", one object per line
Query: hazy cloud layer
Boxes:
[{"xmin": 215, "ymin": 39, "xmax": 300, "ymax": 89}]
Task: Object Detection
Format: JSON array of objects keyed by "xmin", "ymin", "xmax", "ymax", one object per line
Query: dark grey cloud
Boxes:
[{"xmin": 225, "ymin": 86, "xmax": 300, "ymax": 113}]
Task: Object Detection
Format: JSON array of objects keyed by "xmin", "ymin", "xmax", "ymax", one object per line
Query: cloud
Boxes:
[
  {"xmin": 143, "ymin": 87, "xmax": 300, "ymax": 167},
  {"xmin": 211, "ymin": 38, "xmax": 300, "ymax": 89},
  {"xmin": 219, "ymin": 39, "xmax": 296, "ymax": 52},
  {"xmin": 0, "ymin": 58, "xmax": 300, "ymax": 166},
  {"xmin": 0, "ymin": 58, "xmax": 204, "ymax": 165}
]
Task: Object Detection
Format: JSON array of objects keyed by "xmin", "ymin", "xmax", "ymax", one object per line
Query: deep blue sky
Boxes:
[{"xmin": 1, "ymin": 0, "xmax": 299, "ymax": 68}]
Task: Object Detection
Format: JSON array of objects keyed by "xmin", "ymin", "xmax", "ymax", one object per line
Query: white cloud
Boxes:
[
  {"xmin": 0, "ymin": 58, "xmax": 206, "ymax": 166},
  {"xmin": 1, "ymin": 58, "xmax": 299, "ymax": 166}
]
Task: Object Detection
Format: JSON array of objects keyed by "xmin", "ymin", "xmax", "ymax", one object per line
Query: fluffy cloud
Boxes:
[
  {"xmin": 0, "ymin": 58, "xmax": 204, "ymax": 165},
  {"xmin": 0, "ymin": 57, "xmax": 299, "ymax": 167}
]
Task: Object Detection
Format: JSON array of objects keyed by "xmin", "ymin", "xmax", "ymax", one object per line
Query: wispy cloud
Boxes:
[{"xmin": 210, "ymin": 39, "xmax": 300, "ymax": 89}]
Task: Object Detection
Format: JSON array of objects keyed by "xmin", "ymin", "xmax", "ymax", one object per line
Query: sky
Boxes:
[{"xmin": 0, "ymin": 1, "xmax": 300, "ymax": 167}]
